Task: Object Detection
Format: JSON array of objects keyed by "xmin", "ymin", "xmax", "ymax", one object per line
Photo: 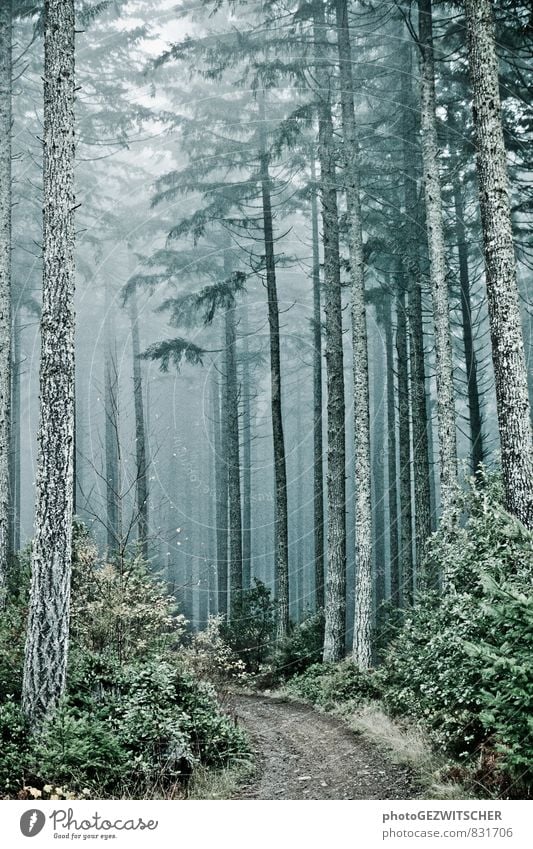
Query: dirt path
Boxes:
[{"xmin": 231, "ymin": 693, "xmax": 418, "ymax": 800}]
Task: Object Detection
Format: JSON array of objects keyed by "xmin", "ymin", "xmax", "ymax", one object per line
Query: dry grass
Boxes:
[
  {"xmin": 333, "ymin": 700, "xmax": 474, "ymax": 799},
  {"xmin": 270, "ymin": 685, "xmax": 474, "ymax": 799},
  {"xmin": 186, "ymin": 759, "xmax": 255, "ymax": 800}
]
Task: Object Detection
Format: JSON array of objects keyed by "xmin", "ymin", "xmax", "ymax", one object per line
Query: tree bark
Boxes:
[
  {"xmin": 335, "ymin": 0, "xmax": 372, "ymax": 668},
  {"xmin": 371, "ymin": 329, "xmax": 386, "ymax": 628},
  {"xmin": 104, "ymin": 282, "xmax": 122, "ymax": 559},
  {"xmin": 418, "ymin": 0, "xmax": 458, "ymax": 518},
  {"xmin": 310, "ymin": 155, "xmax": 325, "ymax": 615},
  {"xmin": 453, "ymin": 176, "xmax": 485, "ymax": 474},
  {"xmin": 212, "ymin": 366, "xmax": 228, "ymax": 616},
  {"xmin": 380, "ymin": 294, "xmax": 400, "ymax": 606},
  {"xmin": 9, "ymin": 307, "xmax": 20, "ymax": 557},
  {"xmin": 241, "ymin": 304, "xmax": 252, "ymax": 591},
  {"xmin": 396, "ymin": 269, "xmax": 413, "ymax": 607},
  {"xmin": 258, "ymin": 92, "xmax": 290, "ymax": 640},
  {"xmin": 313, "ymin": 3, "xmax": 347, "ymax": 663},
  {"xmin": 224, "ymin": 296, "xmax": 243, "ymax": 619},
  {"xmin": 22, "ymin": 0, "xmax": 76, "ymax": 728},
  {"xmin": 0, "ymin": 0, "xmax": 12, "ymax": 604},
  {"xmin": 129, "ymin": 291, "xmax": 149, "ymax": 559},
  {"xmin": 464, "ymin": 0, "xmax": 533, "ymax": 528},
  {"xmin": 401, "ymin": 51, "xmax": 432, "ymax": 582}
]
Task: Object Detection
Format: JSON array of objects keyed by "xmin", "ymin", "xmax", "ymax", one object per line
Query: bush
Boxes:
[
  {"xmin": 0, "ymin": 524, "xmax": 250, "ymax": 798},
  {"xmin": 184, "ymin": 616, "xmax": 246, "ymax": 690},
  {"xmin": 382, "ymin": 472, "xmax": 533, "ymax": 797},
  {"xmin": 466, "ymin": 575, "xmax": 533, "ymax": 795},
  {"xmin": 0, "ymin": 700, "xmax": 31, "ymax": 794},
  {"xmin": 70, "ymin": 526, "xmax": 186, "ymax": 662},
  {"xmin": 269, "ymin": 611, "xmax": 324, "ymax": 681},
  {"xmin": 286, "ymin": 660, "xmax": 382, "ymax": 710},
  {"xmin": 221, "ymin": 580, "xmax": 275, "ymax": 673}
]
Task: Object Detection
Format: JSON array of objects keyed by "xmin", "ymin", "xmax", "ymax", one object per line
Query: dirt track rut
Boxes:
[{"xmin": 231, "ymin": 694, "xmax": 419, "ymax": 800}]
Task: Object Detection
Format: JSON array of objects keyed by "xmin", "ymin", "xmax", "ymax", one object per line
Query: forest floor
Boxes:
[{"xmin": 230, "ymin": 693, "xmax": 419, "ymax": 800}]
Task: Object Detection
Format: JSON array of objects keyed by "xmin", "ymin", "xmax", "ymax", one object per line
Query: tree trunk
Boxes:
[
  {"xmin": 212, "ymin": 366, "xmax": 228, "ymax": 616},
  {"xmin": 464, "ymin": 0, "xmax": 533, "ymax": 528},
  {"xmin": 371, "ymin": 328, "xmax": 386, "ymax": 629},
  {"xmin": 310, "ymin": 155, "xmax": 325, "ymax": 614},
  {"xmin": 0, "ymin": 0, "xmax": 12, "ymax": 604},
  {"xmin": 241, "ymin": 304, "xmax": 252, "ymax": 591},
  {"xmin": 295, "ymin": 377, "xmax": 305, "ymax": 622},
  {"xmin": 453, "ymin": 176, "xmax": 485, "ymax": 474},
  {"xmin": 9, "ymin": 307, "xmax": 20, "ymax": 556},
  {"xmin": 418, "ymin": 0, "xmax": 458, "ymax": 519},
  {"xmin": 381, "ymin": 293, "xmax": 400, "ymax": 605},
  {"xmin": 104, "ymin": 283, "xmax": 122, "ymax": 559},
  {"xmin": 207, "ymin": 410, "xmax": 217, "ymax": 616},
  {"xmin": 258, "ymin": 92, "xmax": 290, "ymax": 640},
  {"xmin": 401, "ymin": 52, "xmax": 432, "ymax": 583},
  {"xmin": 313, "ymin": 4, "xmax": 347, "ymax": 663},
  {"xmin": 396, "ymin": 269, "xmax": 413, "ymax": 607},
  {"xmin": 224, "ymin": 297, "xmax": 243, "ymax": 619},
  {"xmin": 22, "ymin": 0, "xmax": 76, "ymax": 728},
  {"xmin": 335, "ymin": 0, "xmax": 372, "ymax": 668},
  {"xmin": 129, "ymin": 291, "xmax": 149, "ymax": 559}
]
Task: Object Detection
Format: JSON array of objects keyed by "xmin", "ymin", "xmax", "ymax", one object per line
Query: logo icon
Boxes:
[{"xmin": 20, "ymin": 810, "xmax": 46, "ymax": 838}]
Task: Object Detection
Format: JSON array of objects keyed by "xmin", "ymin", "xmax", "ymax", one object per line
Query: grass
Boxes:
[
  {"xmin": 272, "ymin": 684, "xmax": 473, "ymax": 800},
  {"xmin": 186, "ymin": 758, "xmax": 255, "ymax": 799},
  {"xmin": 334, "ymin": 700, "xmax": 474, "ymax": 799}
]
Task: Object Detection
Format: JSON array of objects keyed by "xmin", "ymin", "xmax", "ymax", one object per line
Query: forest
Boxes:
[{"xmin": 0, "ymin": 0, "xmax": 532, "ymax": 803}]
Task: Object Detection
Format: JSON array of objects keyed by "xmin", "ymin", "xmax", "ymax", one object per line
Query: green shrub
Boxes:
[
  {"xmin": 270, "ymin": 611, "xmax": 324, "ymax": 680},
  {"xmin": 70, "ymin": 529, "xmax": 186, "ymax": 663},
  {"xmin": 0, "ymin": 700, "xmax": 31, "ymax": 794},
  {"xmin": 382, "ymin": 472, "xmax": 533, "ymax": 796},
  {"xmin": 221, "ymin": 580, "xmax": 275, "ymax": 673},
  {"xmin": 184, "ymin": 615, "xmax": 247, "ymax": 688},
  {"xmin": 286, "ymin": 660, "xmax": 382, "ymax": 710},
  {"xmin": 34, "ymin": 707, "xmax": 129, "ymax": 794},
  {"xmin": 0, "ymin": 524, "xmax": 250, "ymax": 798},
  {"xmin": 0, "ymin": 599, "xmax": 26, "ymax": 701},
  {"xmin": 465, "ymin": 575, "xmax": 533, "ymax": 795}
]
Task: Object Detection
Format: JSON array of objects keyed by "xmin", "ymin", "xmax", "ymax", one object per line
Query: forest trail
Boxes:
[{"xmin": 231, "ymin": 694, "xmax": 418, "ymax": 800}]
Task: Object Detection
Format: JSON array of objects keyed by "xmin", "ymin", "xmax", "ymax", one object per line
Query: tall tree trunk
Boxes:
[
  {"xmin": 381, "ymin": 294, "xmax": 400, "ymax": 605},
  {"xmin": 104, "ymin": 283, "xmax": 122, "ymax": 559},
  {"xmin": 295, "ymin": 378, "xmax": 305, "ymax": 622},
  {"xmin": 207, "ymin": 411, "xmax": 217, "ymax": 616},
  {"xmin": 313, "ymin": 4, "xmax": 347, "ymax": 663},
  {"xmin": 0, "ymin": 0, "xmax": 12, "ymax": 604},
  {"xmin": 372, "ymin": 328, "xmax": 386, "ymax": 629},
  {"xmin": 310, "ymin": 155, "xmax": 325, "ymax": 614},
  {"xmin": 401, "ymin": 52, "xmax": 432, "ymax": 582},
  {"xmin": 241, "ymin": 304, "xmax": 252, "ymax": 591},
  {"xmin": 22, "ymin": 0, "xmax": 76, "ymax": 728},
  {"xmin": 396, "ymin": 269, "xmax": 413, "ymax": 607},
  {"xmin": 9, "ymin": 307, "xmax": 20, "ymax": 556},
  {"xmin": 258, "ymin": 92, "xmax": 289, "ymax": 640},
  {"xmin": 453, "ymin": 176, "xmax": 485, "ymax": 473},
  {"xmin": 129, "ymin": 292, "xmax": 149, "ymax": 559},
  {"xmin": 212, "ymin": 366, "xmax": 228, "ymax": 616},
  {"xmin": 224, "ymin": 297, "xmax": 243, "ymax": 619},
  {"xmin": 464, "ymin": 0, "xmax": 533, "ymax": 528},
  {"xmin": 335, "ymin": 0, "xmax": 372, "ymax": 668},
  {"xmin": 418, "ymin": 0, "xmax": 458, "ymax": 519}
]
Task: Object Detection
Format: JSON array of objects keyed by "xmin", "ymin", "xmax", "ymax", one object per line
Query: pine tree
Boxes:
[
  {"xmin": 313, "ymin": 0, "xmax": 346, "ymax": 663},
  {"xmin": 22, "ymin": 0, "xmax": 76, "ymax": 728},
  {"xmin": 334, "ymin": 0, "xmax": 372, "ymax": 669},
  {"xmin": 0, "ymin": 0, "xmax": 12, "ymax": 605},
  {"xmin": 418, "ymin": 0, "xmax": 458, "ymax": 520},
  {"xmin": 464, "ymin": 0, "xmax": 533, "ymax": 529}
]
